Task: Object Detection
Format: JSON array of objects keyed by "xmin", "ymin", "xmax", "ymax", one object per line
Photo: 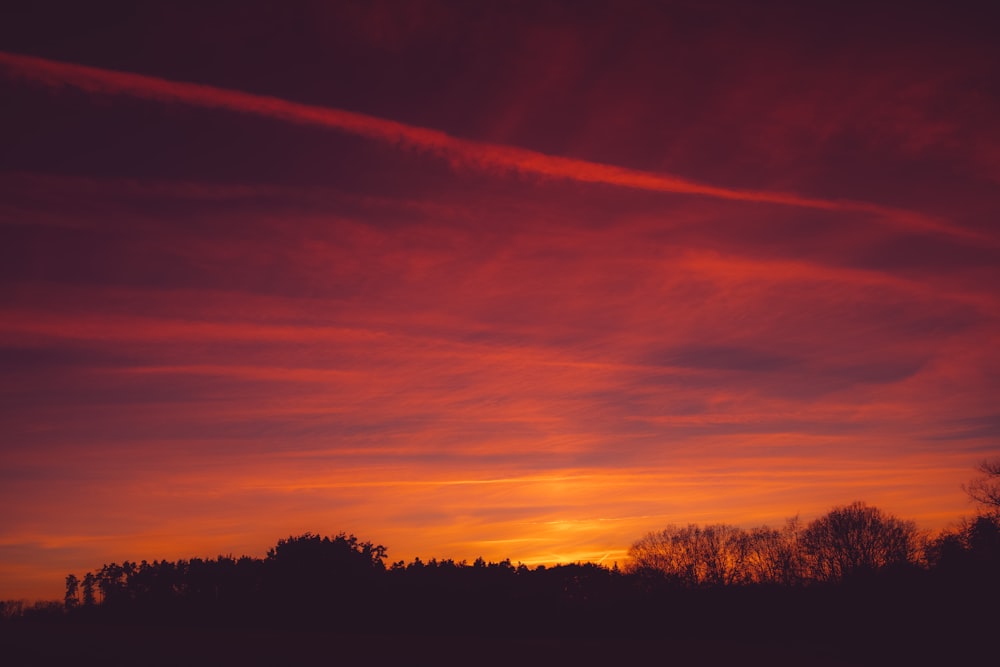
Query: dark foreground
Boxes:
[
  {"xmin": 4, "ymin": 573, "xmax": 995, "ymax": 667},
  {"xmin": 1, "ymin": 622, "xmax": 868, "ymax": 667}
]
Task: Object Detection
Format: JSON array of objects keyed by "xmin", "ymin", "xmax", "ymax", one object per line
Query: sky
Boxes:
[{"xmin": 2, "ymin": 1, "xmax": 999, "ymax": 601}]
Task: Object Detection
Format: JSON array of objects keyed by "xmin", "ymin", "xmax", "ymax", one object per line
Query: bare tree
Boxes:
[
  {"xmin": 625, "ymin": 523, "xmax": 752, "ymax": 586},
  {"xmin": 695, "ymin": 524, "xmax": 751, "ymax": 586},
  {"xmin": 743, "ymin": 518, "xmax": 806, "ymax": 585},
  {"xmin": 963, "ymin": 458, "xmax": 1000, "ymax": 513},
  {"xmin": 801, "ymin": 502, "xmax": 918, "ymax": 581}
]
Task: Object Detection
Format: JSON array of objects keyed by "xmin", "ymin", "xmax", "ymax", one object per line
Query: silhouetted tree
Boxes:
[
  {"xmin": 625, "ymin": 519, "xmax": 817, "ymax": 586},
  {"xmin": 966, "ymin": 513, "xmax": 1000, "ymax": 556},
  {"xmin": 625, "ymin": 523, "xmax": 752, "ymax": 586},
  {"xmin": 261, "ymin": 532, "xmax": 387, "ymax": 625},
  {"xmin": 800, "ymin": 502, "xmax": 918, "ymax": 581},
  {"xmin": 64, "ymin": 574, "xmax": 79, "ymax": 610},
  {"xmin": 81, "ymin": 571, "xmax": 97, "ymax": 607},
  {"xmin": 743, "ymin": 518, "xmax": 806, "ymax": 585},
  {"xmin": 0, "ymin": 599, "xmax": 26, "ymax": 619},
  {"xmin": 964, "ymin": 458, "xmax": 1000, "ymax": 514},
  {"xmin": 97, "ymin": 562, "xmax": 126, "ymax": 607}
]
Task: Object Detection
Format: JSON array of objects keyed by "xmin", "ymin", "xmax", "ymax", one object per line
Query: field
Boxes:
[{"xmin": 1, "ymin": 622, "xmax": 860, "ymax": 667}]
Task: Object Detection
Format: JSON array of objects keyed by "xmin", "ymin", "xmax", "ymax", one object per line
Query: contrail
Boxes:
[{"xmin": 0, "ymin": 51, "xmax": 983, "ymax": 242}]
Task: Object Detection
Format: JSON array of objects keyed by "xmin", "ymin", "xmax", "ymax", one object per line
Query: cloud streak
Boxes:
[{"xmin": 0, "ymin": 51, "xmax": 980, "ymax": 242}]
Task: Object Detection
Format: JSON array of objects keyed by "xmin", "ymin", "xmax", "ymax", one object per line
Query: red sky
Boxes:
[{"xmin": 2, "ymin": 1, "xmax": 999, "ymax": 601}]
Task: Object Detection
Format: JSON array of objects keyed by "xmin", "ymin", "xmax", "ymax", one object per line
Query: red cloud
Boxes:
[{"xmin": 0, "ymin": 51, "xmax": 981, "ymax": 243}]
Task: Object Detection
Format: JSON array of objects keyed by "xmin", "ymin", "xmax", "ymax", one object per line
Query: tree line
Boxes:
[
  {"xmin": 42, "ymin": 502, "xmax": 995, "ymax": 622},
  {"xmin": 622, "ymin": 460, "xmax": 1000, "ymax": 588},
  {"xmin": 1, "ymin": 461, "xmax": 997, "ymax": 664},
  {"xmin": 626, "ymin": 501, "xmax": 926, "ymax": 586},
  {"xmin": 47, "ymin": 499, "xmax": 995, "ymax": 620}
]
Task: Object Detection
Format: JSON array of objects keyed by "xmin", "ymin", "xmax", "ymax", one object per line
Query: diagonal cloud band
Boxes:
[{"xmin": 0, "ymin": 51, "xmax": 983, "ymax": 242}]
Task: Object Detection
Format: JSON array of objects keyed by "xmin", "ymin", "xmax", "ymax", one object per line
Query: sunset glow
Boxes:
[{"xmin": 2, "ymin": 2, "xmax": 998, "ymax": 601}]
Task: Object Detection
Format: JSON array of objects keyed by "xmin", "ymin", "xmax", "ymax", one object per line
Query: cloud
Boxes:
[
  {"xmin": 646, "ymin": 344, "xmax": 798, "ymax": 373},
  {"xmin": 0, "ymin": 51, "xmax": 982, "ymax": 243}
]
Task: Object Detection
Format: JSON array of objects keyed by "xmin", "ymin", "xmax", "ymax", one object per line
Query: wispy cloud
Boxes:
[{"xmin": 0, "ymin": 51, "xmax": 981, "ymax": 242}]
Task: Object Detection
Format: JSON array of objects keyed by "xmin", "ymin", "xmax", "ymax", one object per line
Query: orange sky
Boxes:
[{"xmin": 1, "ymin": 1, "xmax": 999, "ymax": 601}]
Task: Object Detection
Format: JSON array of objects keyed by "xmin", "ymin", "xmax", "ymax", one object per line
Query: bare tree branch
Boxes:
[{"xmin": 963, "ymin": 458, "xmax": 1000, "ymax": 512}]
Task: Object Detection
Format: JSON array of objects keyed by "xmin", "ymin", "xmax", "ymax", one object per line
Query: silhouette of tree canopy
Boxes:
[
  {"xmin": 267, "ymin": 532, "xmax": 386, "ymax": 572},
  {"xmin": 63, "ymin": 574, "xmax": 79, "ymax": 610},
  {"xmin": 625, "ymin": 524, "xmax": 752, "ymax": 586},
  {"xmin": 926, "ymin": 513, "xmax": 1000, "ymax": 578},
  {"xmin": 742, "ymin": 520, "xmax": 806, "ymax": 586},
  {"xmin": 626, "ymin": 504, "xmax": 922, "ymax": 585},
  {"xmin": 800, "ymin": 502, "xmax": 918, "ymax": 581},
  {"xmin": 81, "ymin": 571, "xmax": 96, "ymax": 607},
  {"xmin": 625, "ymin": 519, "xmax": 808, "ymax": 586},
  {"xmin": 261, "ymin": 532, "xmax": 388, "ymax": 624}
]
